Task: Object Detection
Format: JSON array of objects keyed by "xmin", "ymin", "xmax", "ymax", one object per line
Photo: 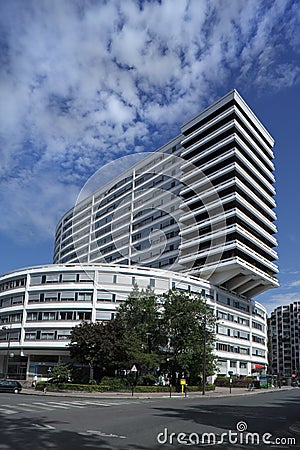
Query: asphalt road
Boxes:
[{"xmin": 0, "ymin": 389, "xmax": 300, "ymax": 449}]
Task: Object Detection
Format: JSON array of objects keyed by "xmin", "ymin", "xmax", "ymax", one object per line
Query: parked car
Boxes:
[{"xmin": 0, "ymin": 380, "xmax": 22, "ymax": 393}]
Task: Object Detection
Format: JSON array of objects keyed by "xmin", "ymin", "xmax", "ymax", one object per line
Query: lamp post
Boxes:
[
  {"xmin": 2, "ymin": 325, "xmax": 12, "ymax": 380},
  {"xmin": 202, "ymin": 311, "xmax": 207, "ymax": 396}
]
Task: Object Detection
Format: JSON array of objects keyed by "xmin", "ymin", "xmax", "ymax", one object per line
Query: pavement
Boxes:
[{"xmin": 21, "ymin": 385, "xmax": 294, "ymax": 400}]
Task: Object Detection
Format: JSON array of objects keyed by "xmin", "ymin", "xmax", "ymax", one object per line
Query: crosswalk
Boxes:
[{"xmin": 0, "ymin": 399, "xmax": 144, "ymax": 415}]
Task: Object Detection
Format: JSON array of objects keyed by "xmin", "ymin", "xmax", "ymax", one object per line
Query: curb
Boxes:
[{"xmin": 20, "ymin": 386, "xmax": 293, "ymax": 400}]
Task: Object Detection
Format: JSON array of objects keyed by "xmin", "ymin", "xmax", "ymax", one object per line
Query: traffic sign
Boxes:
[{"xmin": 131, "ymin": 365, "xmax": 138, "ymax": 372}]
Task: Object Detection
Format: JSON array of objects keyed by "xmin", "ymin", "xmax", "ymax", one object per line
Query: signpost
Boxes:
[
  {"xmin": 180, "ymin": 378, "xmax": 187, "ymax": 396},
  {"xmin": 228, "ymin": 371, "xmax": 233, "ymax": 394},
  {"xmin": 130, "ymin": 365, "xmax": 138, "ymax": 396}
]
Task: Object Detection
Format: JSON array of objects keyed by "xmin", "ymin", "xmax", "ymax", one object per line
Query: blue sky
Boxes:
[{"xmin": 0, "ymin": 0, "xmax": 299, "ymax": 314}]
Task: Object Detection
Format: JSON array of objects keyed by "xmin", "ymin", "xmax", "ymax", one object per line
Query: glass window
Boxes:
[
  {"xmin": 96, "ymin": 311, "xmax": 112, "ymax": 320},
  {"xmin": 27, "ymin": 312, "xmax": 38, "ymax": 321},
  {"xmin": 46, "ymin": 274, "xmax": 60, "ymax": 283},
  {"xmin": 57, "ymin": 330, "xmax": 71, "ymax": 340},
  {"xmin": 62, "ymin": 273, "xmax": 77, "ymax": 282},
  {"xmin": 40, "ymin": 331, "xmax": 55, "ymax": 340},
  {"xmin": 44, "ymin": 292, "xmax": 58, "ymax": 301},
  {"xmin": 60, "ymin": 292, "xmax": 76, "ymax": 301},
  {"xmin": 79, "ymin": 272, "xmax": 94, "ymax": 282},
  {"xmin": 78, "ymin": 292, "xmax": 93, "ymax": 301},
  {"xmin": 1, "ymin": 298, "xmax": 11, "ymax": 308},
  {"xmin": 42, "ymin": 312, "xmax": 56, "ymax": 321},
  {"xmin": 97, "ymin": 291, "xmax": 112, "ymax": 301},
  {"xmin": 217, "ymin": 326, "xmax": 227, "ymax": 335},
  {"xmin": 25, "ymin": 332, "xmax": 37, "ymax": 340},
  {"xmin": 30, "ymin": 275, "xmax": 43, "ymax": 285},
  {"xmin": 12, "ymin": 295, "xmax": 24, "ymax": 305}
]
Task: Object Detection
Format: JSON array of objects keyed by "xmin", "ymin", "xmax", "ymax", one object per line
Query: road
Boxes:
[{"xmin": 0, "ymin": 389, "xmax": 300, "ymax": 449}]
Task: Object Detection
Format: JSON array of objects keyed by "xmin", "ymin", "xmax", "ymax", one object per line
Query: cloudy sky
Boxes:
[{"xmin": 0, "ymin": 0, "xmax": 299, "ymax": 314}]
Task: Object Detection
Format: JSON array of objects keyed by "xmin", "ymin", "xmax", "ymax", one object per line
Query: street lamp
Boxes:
[
  {"xmin": 2, "ymin": 325, "xmax": 13, "ymax": 380},
  {"xmin": 202, "ymin": 311, "xmax": 207, "ymax": 396}
]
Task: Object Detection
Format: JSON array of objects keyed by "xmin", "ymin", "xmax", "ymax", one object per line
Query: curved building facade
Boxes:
[
  {"xmin": 0, "ymin": 264, "xmax": 267, "ymax": 382},
  {"xmin": 53, "ymin": 90, "xmax": 278, "ymax": 298}
]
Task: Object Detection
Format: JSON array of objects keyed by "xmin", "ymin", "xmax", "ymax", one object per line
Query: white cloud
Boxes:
[
  {"xmin": 0, "ymin": 0, "xmax": 299, "ymax": 244},
  {"xmin": 289, "ymin": 279, "xmax": 300, "ymax": 288},
  {"xmin": 260, "ymin": 292, "xmax": 300, "ymax": 316}
]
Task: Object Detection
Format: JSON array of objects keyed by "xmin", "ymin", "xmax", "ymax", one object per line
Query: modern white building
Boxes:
[
  {"xmin": 54, "ymin": 90, "xmax": 278, "ymax": 298},
  {"xmin": 0, "ymin": 264, "xmax": 267, "ymax": 381},
  {"xmin": 0, "ymin": 90, "xmax": 277, "ymax": 382}
]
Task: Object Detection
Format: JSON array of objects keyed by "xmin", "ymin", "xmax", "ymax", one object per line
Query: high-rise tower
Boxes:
[{"xmin": 54, "ymin": 90, "xmax": 278, "ymax": 298}]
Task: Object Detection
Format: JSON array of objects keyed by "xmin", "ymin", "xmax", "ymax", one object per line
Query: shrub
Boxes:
[{"xmin": 99, "ymin": 376, "xmax": 129, "ymax": 390}]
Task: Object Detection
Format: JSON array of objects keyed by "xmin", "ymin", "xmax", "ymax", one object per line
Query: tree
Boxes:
[
  {"xmin": 115, "ymin": 285, "xmax": 163, "ymax": 377},
  {"xmin": 160, "ymin": 290, "xmax": 217, "ymax": 385},
  {"xmin": 68, "ymin": 320, "xmax": 123, "ymax": 381},
  {"xmin": 48, "ymin": 364, "xmax": 70, "ymax": 383}
]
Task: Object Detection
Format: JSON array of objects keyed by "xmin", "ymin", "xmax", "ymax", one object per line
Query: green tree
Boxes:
[
  {"xmin": 115, "ymin": 285, "xmax": 163, "ymax": 378},
  {"xmin": 160, "ymin": 290, "xmax": 217, "ymax": 385},
  {"xmin": 68, "ymin": 320, "xmax": 123, "ymax": 381},
  {"xmin": 49, "ymin": 364, "xmax": 70, "ymax": 383}
]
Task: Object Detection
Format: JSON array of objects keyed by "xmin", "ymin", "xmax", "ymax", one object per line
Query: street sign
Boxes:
[{"xmin": 131, "ymin": 365, "xmax": 138, "ymax": 372}]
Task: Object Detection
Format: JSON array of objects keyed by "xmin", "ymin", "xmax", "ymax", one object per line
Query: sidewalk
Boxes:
[{"xmin": 21, "ymin": 385, "xmax": 293, "ymax": 399}]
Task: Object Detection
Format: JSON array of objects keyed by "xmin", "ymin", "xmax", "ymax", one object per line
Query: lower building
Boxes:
[
  {"xmin": 0, "ymin": 264, "xmax": 268, "ymax": 382},
  {"xmin": 268, "ymin": 302, "xmax": 300, "ymax": 378}
]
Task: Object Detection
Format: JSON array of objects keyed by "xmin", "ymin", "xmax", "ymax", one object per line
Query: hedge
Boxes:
[{"xmin": 35, "ymin": 381, "xmax": 215, "ymax": 393}]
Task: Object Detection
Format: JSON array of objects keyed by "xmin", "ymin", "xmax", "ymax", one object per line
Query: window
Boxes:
[
  {"xmin": 217, "ymin": 343, "xmax": 228, "ymax": 352},
  {"xmin": 77, "ymin": 311, "xmax": 91, "ymax": 321},
  {"xmin": 240, "ymin": 362, "xmax": 247, "ymax": 369},
  {"xmin": 230, "ymin": 361, "xmax": 237, "ymax": 368},
  {"xmin": 25, "ymin": 332, "xmax": 37, "ymax": 340},
  {"xmin": 252, "ymin": 321, "xmax": 264, "ymax": 331},
  {"xmin": 59, "ymin": 311, "xmax": 74, "ymax": 320},
  {"xmin": 46, "ymin": 274, "xmax": 60, "ymax": 283},
  {"xmin": 79, "ymin": 272, "xmax": 94, "ymax": 282},
  {"xmin": 96, "ymin": 311, "xmax": 112, "ymax": 321},
  {"xmin": 240, "ymin": 347, "xmax": 250, "ymax": 355},
  {"xmin": 62, "ymin": 273, "xmax": 77, "ymax": 282},
  {"xmin": 217, "ymin": 310, "xmax": 227, "ymax": 320},
  {"xmin": 78, "ymin": 292, "xmax": 93, "ymax": 302},
  {"xmin": 97, "ymin": 292, "xmax": 112, "ymax": 302},
  {"xmin": 1, "ymin": 298, "xmax": 11, "ymax": 308},
  {"xmin": 44, "ymin": 292, "xmax": 58, "ymax": 302},
  {"xmin": 40, "ymin": 331, "xmax": 55, "ymax": 340},
  {"xmin": 42, "ymin": 312, "xmax": 56, "ymax": 321},
  {"xmin": 30, "ymin": 275, "xmax": 43, "ymax": 285},
  {"xmin": 27, "ymin": 312, "xmax": 38, "ymax": 322},
  {"xmin": 12, "ymin": 295, "xmax": 24, "ymax": 305},
  {"xmin": 239, "ymin": 331, "xmax": 250, "ymax": 340},
  {"xmin": 57, "ymin": 330, "xmax": 71, "ymax": 340},
  {"xmin": 60, "ymin": 292, "xmax": 76, "ymax": 301},
  {"xmin": 217, "ymin": 326, "xmax": 227, "ymax": 335},
  {"xmin": 150, "ymin": 278, "xmax": 155, "ymax": 288}
]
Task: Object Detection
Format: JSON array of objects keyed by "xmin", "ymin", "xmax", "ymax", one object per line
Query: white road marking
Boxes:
[
  {"xmin": 31, "ymin": 402, "xmax": 55, "ymax": 410},
  {"xmin": 86, "ymin": 429, "xmax": 126, "ymax": 439},
  {"xmin": 1, "ymin": 403, "xmax": 32, "ymax": 412},
  {"xmin": 32, "ymin": 424, "xmax": 56, "ymax": 430},
  {"xmin": 78, "ymin": 401, "xmax": 111, "ymax": 407},
  {"xmin": 0, "ymin": 407, "xmax": 18, "ymax": 415},
  {"xmin": 55, "ymin": 401, "xmax": 84, "ymax": 408},
  {"xmin": 46, "ymin": 402, "xmax": 70, "ymax": 409}
]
